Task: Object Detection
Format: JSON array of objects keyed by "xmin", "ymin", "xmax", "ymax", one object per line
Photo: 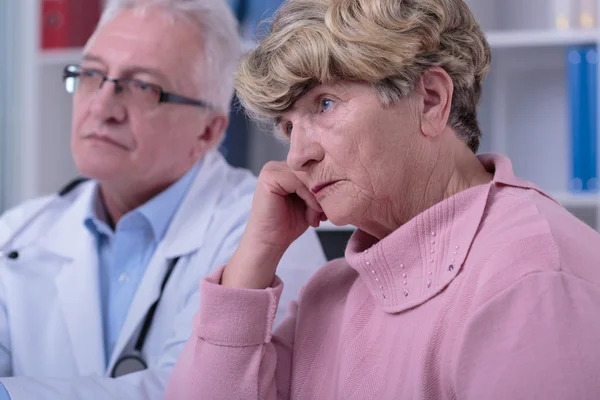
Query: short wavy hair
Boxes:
[{"xmin": 235, "ymin": 0, "xmax": 491, "ymax": 152}]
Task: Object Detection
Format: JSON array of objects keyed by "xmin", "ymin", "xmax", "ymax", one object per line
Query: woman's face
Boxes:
[{"xmin": 282, "ymin": 81, "xmax": 431, "ymax": 235}]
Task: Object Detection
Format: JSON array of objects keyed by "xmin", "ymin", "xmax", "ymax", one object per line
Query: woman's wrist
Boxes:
[{"xmin": 220, "ymin": 236, "xmax": 288, "ymax": 289}]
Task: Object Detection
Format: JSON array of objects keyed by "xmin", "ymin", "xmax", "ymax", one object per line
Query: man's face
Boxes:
[{"xmin": 71, "ymin": 7, "xmax": 227, "ymax": 189}]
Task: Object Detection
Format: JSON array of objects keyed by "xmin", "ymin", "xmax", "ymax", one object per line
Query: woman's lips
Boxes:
[{"xmin": 311, "ymin": 180, "xmax": 341, "ymax": 195}]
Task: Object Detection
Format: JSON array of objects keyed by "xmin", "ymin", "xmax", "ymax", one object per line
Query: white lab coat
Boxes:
[{"xmin": 0, "ymin": 150, "xmax": 327, "ymax": 400}]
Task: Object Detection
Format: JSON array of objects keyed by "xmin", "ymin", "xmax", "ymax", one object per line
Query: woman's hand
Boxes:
[{"xmin": 221, "ymin": 161, "xmax": 325, "ymax": 289}]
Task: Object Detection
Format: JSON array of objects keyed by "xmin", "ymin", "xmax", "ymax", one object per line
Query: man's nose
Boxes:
[{"xmin": 88, "ymin": 80, "xmax": 127, "ymax": 123}]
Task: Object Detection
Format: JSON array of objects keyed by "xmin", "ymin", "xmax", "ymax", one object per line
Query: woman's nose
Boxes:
[{"xmin": 286, "ymin": 122, "xmax": 324, "ymax": 171}]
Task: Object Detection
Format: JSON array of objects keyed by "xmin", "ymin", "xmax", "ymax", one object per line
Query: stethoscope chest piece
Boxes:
[{"xmin": 111, "ymin": 352, "xmax": 148, "ymax": 378}]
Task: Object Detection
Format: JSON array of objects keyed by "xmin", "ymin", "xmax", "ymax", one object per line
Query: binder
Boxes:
[
  {"xmin": 578, "ymin": 0, "xmax": 597, "ymax": 28},
  {"xmin": 554, "ymin": 0, "xmax": 575, "ymax": 29},
  {"xmin": 567, "ymin": 46, "xmax": 586, "ymax": 191},
  {"xmin": 41, "ymin": 0, "xmax": 70, "ymax": 49},
  {"xmin": 584, "ymin": 47, "xmax": 598, "ymax": 191},
  {"xmin": 566, "ymin": 45, "xmax": 598, "ymax": 193},
  {"xmin": 69, "ymin": 0, "xmax": 103, "ymax": 48},
  {"xmin": 40, "ymin": 0, "xmax": 102, "ymax": 50}
]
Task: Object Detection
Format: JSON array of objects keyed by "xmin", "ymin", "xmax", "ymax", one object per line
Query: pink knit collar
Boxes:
[{"xmin": 343, "ymin": 153, "xmax": 549, "ymax": 313}]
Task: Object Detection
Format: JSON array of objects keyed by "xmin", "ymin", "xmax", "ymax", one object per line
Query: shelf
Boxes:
[
  {"xmin": 486, "ymin": 29, "xmax": 600, "ymax": 48},
  {"xmin": 38, "ymin": 47, "xmax": 83, "ymax": 66},
  {"xmin": 551, "ymin": 192, "xmax": 600, "ymax": 207},
  {"xmin": 216, "ymin": 30, "xmax": 600, "ymax": 56}
]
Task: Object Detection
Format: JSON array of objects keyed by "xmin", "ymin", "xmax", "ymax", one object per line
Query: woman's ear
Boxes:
[{"xmin": 416, "ymin": 67, "xmax": 453, "ymax": 138}]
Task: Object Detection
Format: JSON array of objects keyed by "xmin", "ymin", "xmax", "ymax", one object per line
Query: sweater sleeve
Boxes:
[
  {"xmin": 163, "ymin": 266, "xmax": 297, "ymax": 400},
  {"xmin": 453, "ymin": 271, "xmax": 600, "ymax": 400}
]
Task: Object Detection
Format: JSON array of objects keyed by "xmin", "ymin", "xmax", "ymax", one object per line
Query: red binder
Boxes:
[
  {"xmin": 70, "ymin": 0, "xmax": 103, "ymax": 47},
  {"xmin": 40, "ymin": 0, "xmax": 102, "ymax": 49},
  {"xmin": 41, "ymin": 0, "xmax": 71, "ymax": 49}
]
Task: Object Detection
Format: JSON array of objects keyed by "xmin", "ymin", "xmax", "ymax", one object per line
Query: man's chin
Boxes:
[{"xmin": 74, "ymin": 162, "xmax": 125, "ymax": 183}]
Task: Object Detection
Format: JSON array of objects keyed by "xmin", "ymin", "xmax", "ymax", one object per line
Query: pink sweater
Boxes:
[{"xmin": 165, "ymin": 153, "xmax": 600, "ymax": 400}]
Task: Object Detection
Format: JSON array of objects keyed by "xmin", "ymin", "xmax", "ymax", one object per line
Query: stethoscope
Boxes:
[
  {"xmin": 0, "ymin": 177, "xmax": 89, "ymax": 261},
  {"xmin": 110, "ymin": 256, "xmax": 179, "ymax": 377},
  {"xmin": 0, "ymin": 177, "xmax": 180, "ymax": 377}
]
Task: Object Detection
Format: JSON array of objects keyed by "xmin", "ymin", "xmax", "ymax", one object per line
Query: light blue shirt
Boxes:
[{"xmin": 84, "ymin": 162, "xmax": 201, "ymax": 366}]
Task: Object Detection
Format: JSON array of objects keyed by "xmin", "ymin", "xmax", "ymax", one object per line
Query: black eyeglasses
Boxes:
[{"xmin": 62, "ymin": 64, "xmax": 214, "ymax": 110}]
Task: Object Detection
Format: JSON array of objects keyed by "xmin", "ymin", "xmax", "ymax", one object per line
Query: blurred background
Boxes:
[{"xmin": 1, "ymin": 0, "xmax": 599, "ymax": 259}]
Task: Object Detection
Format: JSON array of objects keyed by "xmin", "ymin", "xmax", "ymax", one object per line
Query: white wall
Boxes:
[{"xmin": 0, "ymin": 0, "xmax": 15, "ymax": 212}]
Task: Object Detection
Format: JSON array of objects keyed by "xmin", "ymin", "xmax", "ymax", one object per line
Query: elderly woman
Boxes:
[{"xmin": 165, "ymin": 0, "xmax": 600, "ymax": 398}]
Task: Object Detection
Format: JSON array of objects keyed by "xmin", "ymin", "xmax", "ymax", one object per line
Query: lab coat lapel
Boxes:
[
  {"xmin": 161, "ymin": 150, "xmax": 228, "ymax": 258},
  {"xmin": 38, "ymin": 184, "xmax": 106, "ymax": 375},
  {"xmin": 106, "ymin": 150, "xmax": 229, "ymax": 372},
  {"xmin": 54, "ymin": 234, "xmax": 106, "ymax": 375}
]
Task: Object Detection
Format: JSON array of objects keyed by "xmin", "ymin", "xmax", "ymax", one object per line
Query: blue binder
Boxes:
[
  {"xmin": 584, "ymin": 46, "xmax": 598, "ymax": 191},
  {"xmin": 566, "ymin": 45, "xmax": 598, "ymax": 193}
]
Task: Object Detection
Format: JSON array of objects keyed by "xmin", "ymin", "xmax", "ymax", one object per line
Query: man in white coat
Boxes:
[{"xmin": 0, "ymin": 0, "xmax": 327, "ymax": 399}]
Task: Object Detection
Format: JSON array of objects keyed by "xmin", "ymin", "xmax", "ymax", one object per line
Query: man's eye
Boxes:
[
  {"xmin": 132, "ymin": 81, "xmax": 152, "ymax": 91},
  {"xmin": 82, "ymin": 69, "xmax": 102, "ymax": 78}
]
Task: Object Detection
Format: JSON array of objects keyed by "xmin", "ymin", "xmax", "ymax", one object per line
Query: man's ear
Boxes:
[
  {"xmin": 192, "ymin": 113, "xmax": 228, "ymax": 156},
  {"xmin": 415, "ymin": 67, "xmax": 453, "ymax": 138}
]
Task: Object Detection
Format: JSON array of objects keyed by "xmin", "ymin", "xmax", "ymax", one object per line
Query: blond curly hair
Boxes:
[{"xmin": 235, "ymin": 0, "xmax": 491, "ymax": 152}]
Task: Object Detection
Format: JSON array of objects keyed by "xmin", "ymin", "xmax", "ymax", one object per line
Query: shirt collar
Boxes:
[
  {"xmin": 344, "ymin": 152, "xmax": 552, "ymax": 313},
  {"xmin": 137, "ymin": 160, "xmax": 202, "ymax": 241},
  {"xmin": 84, "ymin": 187, "xmax": 113, "ymax": 239},
  {"xmin": 84, "ymin": 159, "xmax": 202, "ymax": 242}
]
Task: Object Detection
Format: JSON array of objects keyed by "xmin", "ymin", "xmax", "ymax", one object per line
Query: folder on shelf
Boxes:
[
  {"xmin": 578, "ymin": 0, "xmax": 597, "ymax": 28},
  {"xmin": 584, "ymin": 46, "xmax": 598, "ymax": 191},
  {"xmin": 566, "ymin": 45, "xmax": 598, "ymax": 193},
  {"xmin": 69, "ymin": 0, "xmax": 103, "ymax": 48},
  {"xmin": 40, "ymin": 0, "xmax": 102, "ymax": 50},
  {"xmin": 567, "ymin": 46, "xmax": 585, "ymax": 192},
  {"xmin": 554, "ymin": 0, "xmax": 575, "ymax": 29},
  {"xmin": 41, "ymin": 0, "xmax": 71, "ymax": 49}
]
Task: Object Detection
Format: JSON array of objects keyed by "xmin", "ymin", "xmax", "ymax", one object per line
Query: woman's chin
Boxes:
[{"xmin": 321, "ymin": 209, "xmax": 354, "ymax": 228}]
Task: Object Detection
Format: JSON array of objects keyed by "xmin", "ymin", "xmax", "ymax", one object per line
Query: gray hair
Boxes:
[{"xmin": 89, "ymin": 0, "xmax": 241, "ymax": 113}]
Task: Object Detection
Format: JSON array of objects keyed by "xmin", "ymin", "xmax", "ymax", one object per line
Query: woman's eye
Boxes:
[
  {"xmin": 319, "ymin": 98, "xmax": 334, "ymax": 112},
  {"xmin": 285, "ymin": 122, "xmax": 293, "ymax": 136}
]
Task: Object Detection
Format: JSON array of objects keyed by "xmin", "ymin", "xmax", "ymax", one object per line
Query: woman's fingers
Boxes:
[
  {"xmin": 305, "ymin": 207, "xmax": 322, "ymax": 228},
  {"xmin": 263, "ymin": 162, "xmax": 323, "ymax": 213},
  {"xmin": 294, "ymin": 184, "xmax": 323, "ymax": 214}
]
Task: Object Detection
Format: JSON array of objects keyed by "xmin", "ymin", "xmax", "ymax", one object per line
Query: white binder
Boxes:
[{"xmin": 578, "ymin": 0, "xmax": 597, "ymax": 28}]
